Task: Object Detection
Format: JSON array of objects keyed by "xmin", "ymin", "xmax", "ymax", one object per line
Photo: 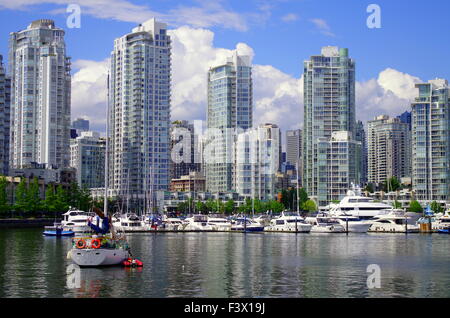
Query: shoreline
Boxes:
[{"xmin": 0, "ymin": 219, "xmax": 60, "ymax": 228}]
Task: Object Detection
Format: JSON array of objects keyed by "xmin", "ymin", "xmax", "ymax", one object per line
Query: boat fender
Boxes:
[
  {"xmin": 91, "ymin": 239, "xmax": 101, "ymax": 249},
  {"xmin": 76, "ymin": 239, "xmax": 86, "ymax": 249}
]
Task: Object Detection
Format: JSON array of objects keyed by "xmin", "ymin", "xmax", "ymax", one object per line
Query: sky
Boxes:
[{"xmin": 0, "ymin": 0, "xmax": 449, "ymax": 142}]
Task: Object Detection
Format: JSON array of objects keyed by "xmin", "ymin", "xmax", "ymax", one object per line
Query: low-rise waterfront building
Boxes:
[{"xmin": 170, "ymin": 171, "xmax": 205, "ymax": 192}]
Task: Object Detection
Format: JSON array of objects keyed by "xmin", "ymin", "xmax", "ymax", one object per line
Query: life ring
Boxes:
[
  {"xmin": 76, "ymin": 239, "xmax": 86, "ymax": 249},
  {"xmin": 91, "ymin": 239, "xmax": 101, "ymax": 249}
]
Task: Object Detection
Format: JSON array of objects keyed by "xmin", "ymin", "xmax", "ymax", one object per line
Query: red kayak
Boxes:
[{"xmin": 123, "ymin": 258, "xmax": 144, "ymax": 267}]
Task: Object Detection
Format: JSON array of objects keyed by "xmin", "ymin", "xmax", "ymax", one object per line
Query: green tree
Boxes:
[
  {"xmin": 205, "ymin": 199, "xmax": 217, "ymax": 213},
  {"xmin": 44, "ymin": 185, "xmax": 58, "ymax": 213},
  {"xmin": 55, "ymin": 185, "xmax": 69, "ymax": 212},
  {"xmin": 0, "ymin": 176, "xmax": 10, "ymax": 215},
  {"xmin": 14, "ymin": 178, "xmax": 28, "ymax": 214},
  {"xmin": 383, "ymin": 176, "xmax": 401, "ymax": 192},
  {"xmin": 302, "ymin": 199, "xmax": 317, "ymax": 213},
  {"xmin": 266, "ymin": 200, "xmax": 285, "ymax": 213},
  {"xmin": 408, "ymin": 200, "xmax": 423, "ymax": 213},
  {"xmin": 365, "ymin": 183, "xmax": 375, "ymax": 193},
  {"xmin": 430, "ymin": 201, "xmax": 443, "ymax": 214},
  {"xmin": 26, "ymin": 177, "xmax": 42, "ymax": 214},
  {"xmin": 224, "ymin": 200, "xmax": 235, "ymax": 215},
  {"xmin": 77, "ymin": 187, "xmax": 92, "ymax": 211}
]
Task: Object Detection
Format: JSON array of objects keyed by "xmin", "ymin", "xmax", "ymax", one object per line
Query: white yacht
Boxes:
[
  {"xmin": 266, "ymin": 212, "xmax": 312, "ymax": 233},
  {"xmin": 161, "ymin": 216, "xmax": 185, "ymax": 231},
  {"xmin": 369, "ymin": 211, "xmax": 419, "ymax": 233},
  {"xmin": 304, "ymin": 216, "xmax": 346, "ymax": 233},
  {"xmin": 62, "ymin": 209, "xmax": 96, "ymax": 233},
  {"xmin": 433, "ymin": 211, "xmax": 450, "ymax": 230},
  {"xmin": 230, "ymin": 218, "xmax": 265, "ymax": 232},
  {"xmin": 208, "ymin": 217, "xmax": 232, "ymax": 232},
  {"xmin": 112, "ymin": 213, "xmax": 147, "ymax": 232},
  {"xmin": 252, "ymin": 215, "xmax": 272, "ymax": 227},
  {"xmin": 324, "ymin": 213, "xmax": 372, "ymax": 233},
  {"xmin": 183, "ymin": 215, "xmax": 214, "ymax": 231},
  {"xmin": 329, "ymin": 186, "xmax": 393, "ymax": 220}
]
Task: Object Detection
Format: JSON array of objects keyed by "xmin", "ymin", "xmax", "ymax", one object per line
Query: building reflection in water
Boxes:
[{"xmin": 0, "ymin": 229, "xmax": 449, "ymax": 298}]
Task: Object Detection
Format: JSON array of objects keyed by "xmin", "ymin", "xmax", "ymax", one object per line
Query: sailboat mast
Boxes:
[{"xmin": 296, "ymin": 161, "xmax": 300, "ymax": 214}]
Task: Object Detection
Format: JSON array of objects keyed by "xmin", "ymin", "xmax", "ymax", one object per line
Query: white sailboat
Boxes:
[{"xmin": 68, "ymin": 87, "xmax": 131, "ymax": 267}]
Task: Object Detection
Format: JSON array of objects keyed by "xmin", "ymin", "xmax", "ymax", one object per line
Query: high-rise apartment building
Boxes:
[
  {"xmin": 367, "ymin": 115, "xmax": 411, "ymax": 185},
  {"xmin": 302, "ymin": 46, "xmax": 357, "ymax": 206},
  {"xmin": 9, "ymin": 19, "xmax": 71, "ymax": 169},
  {"xmin": 411, "ymin": 79, "xmax": 450, "ymax": 201},
  {"xmin": 316, "ymin": 131, "xmax": 361, "ymax": 205},
  {"xmin": 70, "ymin": 131, "xmax": 105, "ymax": 189},
  {"xmin": 205, "ymin": 52, "xmax": 252, "ymax": 193},
  {"xmin": 286, "ymin": 129, "xmax": 302, "ymax": 168},
  {"xmin": 170, "ymin": 120, "xmax": 201, "ymax": 180},
  {"xmin": 0, "ymin": 55, "xmax": 11, "ymax": 176},
  {"xmin": 234, "ymin": 123, "xmax": 280, "ymax": 201},
  {"xmin": 108, "ymin": 19, "xmax": 171, "ymax": 206},
  {"xmin": 355, "ymin": 120, "xmax": 367, "ymax": 185}
]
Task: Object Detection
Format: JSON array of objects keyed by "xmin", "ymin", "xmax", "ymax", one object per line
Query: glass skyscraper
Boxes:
[
  {"xmin": 108, "ymin": 19, "xmax": 171, "ymax": 208},
  {"xmin": 411, "ymin": 79, "xmax": 450, "ymax": 202},
  {"xmin": 302, "ymin": 46, "xmax": 358, "ymax": 206},
  {"xmin": 205, "ymin": 52, "xmax": 252, "ymax": 193},
  {"xmin": 9, "ymin": 19, "xmax": 71, "ymax": 169}
]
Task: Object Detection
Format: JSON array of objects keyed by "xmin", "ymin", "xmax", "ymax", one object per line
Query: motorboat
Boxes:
[
  {"xmin": 62, "ymin": 209, "xmax": 96, "ymax": 233},
  {"xmin": 324, "ymin": 213, "xmax": 372, "ymax": 233},
  {"xmin": 207, "ymin": 217, "xmax": 232, "ymax": 231},
  {"xmin": 329, "ymin": 185, "xmax": 393, "ymax": 220},
  {"xmin": 304, "ymin": 216, "xmax": 346, "ymax": 233},
  {"xmin": 266, "ymin": 212, "xmax": 312, "ymax": 233},
  {"xmin": 183, "ymin": 214, "xmax": 214, "ymax": 231},
  {"xmin": 433, "ymin": 211, "xmax": 450, "ymax": 231},
  {"xmin": 160, "ymin": 216, "xmax": 185, "ymax": 231},
  {"xmin": 252, "ymin": 214, "xmax": 272, "ymax": 227},
  {"xmin": 369, "ymin": 211, "xmax": 419, "ymax": 233},
  {"xmin": 43, "ymin": 223, "xmax": 74, "ymax": 237},
  {"xmin": 112, "ymin": 213, "xmax": 147, "ymax": 232},
  {"xmin": 230, "ymin": 217, "xmax": 265, "ymax": 232}
]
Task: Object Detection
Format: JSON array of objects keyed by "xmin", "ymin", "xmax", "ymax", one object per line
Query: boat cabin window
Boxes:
[{"xmin": 276, "ymin": 220, "xmax": 285, "ymax": 225}]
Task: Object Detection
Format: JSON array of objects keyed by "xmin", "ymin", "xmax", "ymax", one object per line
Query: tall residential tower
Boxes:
[
  {"xmin": 0, "ymin": 55, "xmax": 11, "ymax": 176},
  {"xmin": 9, "ymin": 19, "xmax": 71, "ymax": 169},
  {"xmin": 302, "ymin": 46, "xmax": 358, "ymax": 206},
  {"xmin": 108, "ymin": 19, "xmax": 171, "ymax": 207},
  {"xmin": 205, "ymin": 52, "xmax": 252, "ymax": 193},
  {"xmin": 411, "ymin": 79, "xmax": 450, "ymax": 202}
]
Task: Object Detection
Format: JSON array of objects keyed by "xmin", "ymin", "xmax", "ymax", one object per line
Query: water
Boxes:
[{"xmin": 0, "ymin": 229, "xmax": 449, "ymax": 298}]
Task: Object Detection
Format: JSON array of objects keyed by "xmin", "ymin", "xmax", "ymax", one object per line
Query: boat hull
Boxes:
[
  {"xmin": 310, "ymin": 225, "xmax": 346, "ymax": 233},
  {"xmin": 266, "ymin": 224, "xmax": 312, "ymax": 233},
  {"xmin": 337, "ymin": 221, "xmax": 372, "ymax": 233},
  {"xmin": 69, "ymin": 248, "xmax": 129, "ymax": 267},
  {"xmin": 43, "ymin": 231, "xmax": 74, "ymax": 237}
]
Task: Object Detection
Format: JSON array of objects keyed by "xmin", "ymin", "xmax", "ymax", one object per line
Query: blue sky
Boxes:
[{"xmin": 0, "ymin": 0, "xmax": 449, "ymax": 133}]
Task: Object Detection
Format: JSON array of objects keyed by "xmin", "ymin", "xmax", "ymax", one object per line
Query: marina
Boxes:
[{"xmin": 0, "ymin": 228, "xmax": 449, "ymax": 298}]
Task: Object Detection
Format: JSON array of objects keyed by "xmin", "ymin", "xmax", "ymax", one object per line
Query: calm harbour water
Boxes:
[{"xmin": 0, "ymin": 229, "xmax": 449, "ymax": 298}]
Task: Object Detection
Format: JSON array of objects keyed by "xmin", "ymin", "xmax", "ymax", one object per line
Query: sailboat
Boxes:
[{"xmin": 67, "ymin": 88, "xmax": 132, "ymax": 267}]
